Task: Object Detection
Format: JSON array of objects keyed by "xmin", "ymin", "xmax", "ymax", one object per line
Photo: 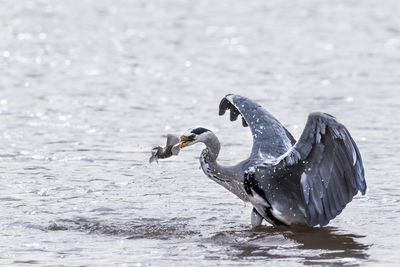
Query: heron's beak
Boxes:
[{"xmin": 178, "ymin": 136, "xmax": 192, "ymax": 148}]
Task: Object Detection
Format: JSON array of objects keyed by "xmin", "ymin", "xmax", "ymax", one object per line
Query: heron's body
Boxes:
[{"xmin": 176, "ymin": 94, "xmax": 366, "ymax": 227}]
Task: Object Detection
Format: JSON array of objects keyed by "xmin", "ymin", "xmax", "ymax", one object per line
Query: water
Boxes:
[{"xmin": 1, "ymin": 0, "xmax": 399, "ymax": 265}]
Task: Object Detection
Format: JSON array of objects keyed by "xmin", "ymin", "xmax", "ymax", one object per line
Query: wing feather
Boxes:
[
  {"xmin": 219, "ymin": 94, "xmax": 295, "ymax": 158},
  {"xmin": 276, "ymin": 112, "xmax": 366, "ymax": 226}
]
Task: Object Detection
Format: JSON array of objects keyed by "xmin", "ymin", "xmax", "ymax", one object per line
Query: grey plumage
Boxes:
[
  {"xmin": 175, "ymin": 94, "xmax": 366, "ymax": 227},
  {"xmin": 219, "ymin": 94, "xmax": 295, "ymax": 158},
  {"xmin": 269, "ymin": 112, "xmax": 366, "ymax": 226}
]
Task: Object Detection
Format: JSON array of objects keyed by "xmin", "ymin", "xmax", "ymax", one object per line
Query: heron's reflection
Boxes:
[{"xmin": 207, "ymin": 225, "xmax": 369, "ymax": 265}]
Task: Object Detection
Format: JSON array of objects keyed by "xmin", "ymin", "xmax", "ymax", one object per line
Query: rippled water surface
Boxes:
[{"xmin": 1, "ymin": 0, "xmax": 400, "ymax": 266}]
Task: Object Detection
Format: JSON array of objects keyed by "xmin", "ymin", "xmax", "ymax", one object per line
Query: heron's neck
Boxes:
[
  {"xmin": 202, "ymin": 132, "xmax": 221, "ymax": 162},
  {"xmin": 199, "ymin": 132, "xmax": 248, "ymax": 201}
]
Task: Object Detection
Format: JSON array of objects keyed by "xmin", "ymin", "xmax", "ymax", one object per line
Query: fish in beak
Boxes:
[{"xmin": 178, "ymin": 135, "xmax": 195, "ymax": 148}]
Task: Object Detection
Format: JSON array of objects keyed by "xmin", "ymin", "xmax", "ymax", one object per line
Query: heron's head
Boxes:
[{"xmin": 178, "ymin": 127, "xmax": 211, "ymax": 148}]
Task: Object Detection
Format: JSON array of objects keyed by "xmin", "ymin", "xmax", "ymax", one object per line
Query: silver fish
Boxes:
[{"xmin": 149, "ymin": 134, "xmax": 181, "ymax": 164}]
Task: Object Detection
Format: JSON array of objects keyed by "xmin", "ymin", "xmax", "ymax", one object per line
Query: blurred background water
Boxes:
[{"xmin": 0, "ymin": 0, "xmax": 399, "ymax": 266}]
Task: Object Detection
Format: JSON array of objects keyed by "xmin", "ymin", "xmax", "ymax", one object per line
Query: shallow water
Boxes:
[{"xmin": 1, "ymin": 0, "xmax": 400, "ymax": 266}]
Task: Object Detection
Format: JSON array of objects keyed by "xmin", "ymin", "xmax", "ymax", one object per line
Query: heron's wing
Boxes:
[
  {"xmin": 219, "ymin": 94, "xmax": 295, "ymax": 158},
  {"xmin": 276, "ymin": 112, "xmax": 366, "ymax": 226}
]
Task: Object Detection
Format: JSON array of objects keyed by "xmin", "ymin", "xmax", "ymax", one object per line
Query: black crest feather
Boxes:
[{"xmin": 191, "ymin": 127, "xmax": 209, "ymax": 135}]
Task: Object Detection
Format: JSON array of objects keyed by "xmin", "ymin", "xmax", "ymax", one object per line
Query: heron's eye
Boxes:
[{"xmin": 189, "ymin": 134, "xmax": 196, "ymax": 140}]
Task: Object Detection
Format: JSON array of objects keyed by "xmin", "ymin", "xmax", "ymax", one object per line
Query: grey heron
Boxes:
[{"xmin": 176, "ymin": 94, "xmax": 366, "ymax": 227}]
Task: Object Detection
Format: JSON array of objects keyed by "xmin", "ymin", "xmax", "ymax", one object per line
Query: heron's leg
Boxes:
[{"xmin": 251, "ymin": 208, "xmax": 263, "ymax": 227}]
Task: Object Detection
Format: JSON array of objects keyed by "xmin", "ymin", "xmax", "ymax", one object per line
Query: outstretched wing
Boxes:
[
  {"xmin": 276, "ymin": 112, "xmax": 366, "ymax": 226},
  {"xmin": 219, "ymin": 94, "xmax": 295, "ymax": 158}
]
